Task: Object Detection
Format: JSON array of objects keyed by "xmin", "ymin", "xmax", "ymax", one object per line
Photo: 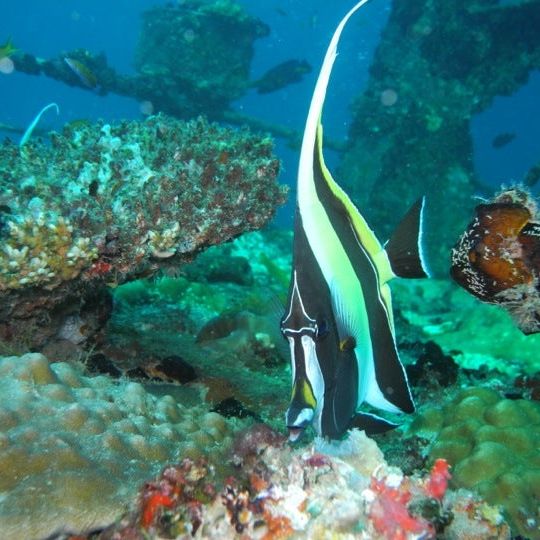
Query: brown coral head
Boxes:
[{"xmin": 450, "ymin": 199, "xmax": 536, "ymax": 301}]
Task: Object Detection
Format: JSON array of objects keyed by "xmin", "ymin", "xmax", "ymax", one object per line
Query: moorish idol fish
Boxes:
[{"xmin": 281, "ymin": 0, "xmax": 430, "ymax": 441}]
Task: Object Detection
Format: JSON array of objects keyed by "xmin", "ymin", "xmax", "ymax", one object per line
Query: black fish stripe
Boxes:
[
  {"xmin": 288, "ymin": 209, "xmax": 341, "ymax": 385},
  {"xmin": 286, "ymin": 211, "xmax": 359, "ymax": 436},
  {"xmin": 310, "ymin": 135, "xmax": 414, "ymax": 413},
  {"xmin": 292, "ymin": 332, "xmax": 307, "ymax": 380}
]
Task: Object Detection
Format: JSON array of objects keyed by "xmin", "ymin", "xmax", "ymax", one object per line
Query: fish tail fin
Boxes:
[{"xmin": 385, "ymin": 197, "xmax": 430, "ymax": 279}]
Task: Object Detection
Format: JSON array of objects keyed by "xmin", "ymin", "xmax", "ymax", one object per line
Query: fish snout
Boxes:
[
  {"xmin": 286, "ymin": 405, "xmax": 314, "ymax": 441},
  {"xmin": 288, "ymin": 426, "xmax": 306, "ymax": 442}
]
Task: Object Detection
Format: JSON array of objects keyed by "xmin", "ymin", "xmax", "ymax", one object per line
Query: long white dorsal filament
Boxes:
[{"xmin": 298, "ymin": 0, "xmax": 370, "ymax": 200}]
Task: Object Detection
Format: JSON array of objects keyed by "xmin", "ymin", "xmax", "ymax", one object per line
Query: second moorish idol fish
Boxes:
[{"xmin": 281, "ymin": 0, "xmax": 430, "ymax": 441}]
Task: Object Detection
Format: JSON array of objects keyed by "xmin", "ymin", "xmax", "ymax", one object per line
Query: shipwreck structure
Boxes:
[{"xmin": 339, "ymin": 0, "xmax": 540, "ymax": 273}]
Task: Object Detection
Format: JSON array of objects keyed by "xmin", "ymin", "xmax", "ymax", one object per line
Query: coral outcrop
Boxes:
[
  {"xmin": 0, "ymin": 114, "xmax": 286, "ymax": 352},
  {"xmin": 409, "ymin": 386, "xmax": 540, "ymax": 538},
  {"xmin": 451, "ymin": 187, "xmax": 540, "ymax": 335},
  {"xmin": 0, "ymin": 352, "xmax": 247, "ymax": 539}
]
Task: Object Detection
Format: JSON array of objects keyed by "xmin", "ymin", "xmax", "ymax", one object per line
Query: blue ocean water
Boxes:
[
  {"xmin": 4, "ymin": 0, "xmax": 538, "ymax": 223},
  {"xmin": 471, "ymin": 71, "xmax": 540, "ymax": 191}
]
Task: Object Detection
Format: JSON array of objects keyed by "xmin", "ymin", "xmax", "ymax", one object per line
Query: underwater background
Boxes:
[{"xmin": 1, "ymin": 0, "xmax": 540, "ymax": 539}]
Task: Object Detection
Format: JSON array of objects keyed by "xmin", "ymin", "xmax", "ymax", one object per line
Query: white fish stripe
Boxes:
[
  {"xmin": 282, "ymin": 269, "xmax": 317, "ymax": 328},
  {"xmin": 301, "ymin": 335, "xmax": 325, "ymax": 423},
  {"xmin": 287, "ymin": 337, "xmax": 296, "ymax": 384},
  {"xmin": 417, "ymin": 197, "xmax": 431, "ymax": 278}
]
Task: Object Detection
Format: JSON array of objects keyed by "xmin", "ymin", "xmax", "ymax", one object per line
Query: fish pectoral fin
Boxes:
[
  {"xmin": 348, "ymin": 412, "xmax": 399, "ymax": 435},
  {"xmin": 385, "ymin": 197, "xmax": 430, "ymax": 279},
  {"xmin": 329, "ymin": 278, "xmax": 363, "ymax": 344}
]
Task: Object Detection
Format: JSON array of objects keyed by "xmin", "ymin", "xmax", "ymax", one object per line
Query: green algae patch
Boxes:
[{"xmin": 394, "ymin": 279, "xmax": 540, "ymax": 375}]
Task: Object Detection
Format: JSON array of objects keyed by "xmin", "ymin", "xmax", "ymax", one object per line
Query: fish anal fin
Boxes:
[
  {"xmin": 385, "ymin": 197, "xmax": 430, "ymax": 279},
  {"xmin": 348, "ymin": 412, "xmax": 399, "ymax": 435}
]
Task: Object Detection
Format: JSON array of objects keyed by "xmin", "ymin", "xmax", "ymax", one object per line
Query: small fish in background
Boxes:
[
  {"xmin": 524, "ymin": 163, "xmax": 540, "ymax": 187},
  {"xmin": 64, "ymin": 56, "xmax": 98, "ymax": 89},
  {"xmin": 0, "ymin": 37, "xmax": 18, "ymax": 59},
  {"xmin": 491, "ymin": 131, "xmax": 516, "ymax": 149},
  {"xmin": 196, "ymin": 307, "xmax": 290, "ymax": 362},
  {"xmin": 451, "ymin": 187, "xmax": 540, "ymax": 335},
  {"xmin": 251, "ymin": 59, "xmax": 312, "ymax": 94},
  {"xmin": 281, "ymin": 0, "xmax": 429, "ymax": 442}
]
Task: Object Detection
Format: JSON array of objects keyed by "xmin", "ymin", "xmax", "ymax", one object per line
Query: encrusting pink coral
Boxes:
[
  {"xmin": 366, "ymin": 459, "xmax": 451, "ymax": 540},
  {"xmin": 368, "ymin": 475, "xmax": 435, "ymax": 540},
  {"xmin": 140, "ymin": 492, "xmax": 174, "ymax": 530},
  {"xmin": 137, "ymin": 458, "xmax": 216, "ymax": 534},
  {"xmin": 424, "ymin": 458, "xmax": 451, "ymax": 501}
]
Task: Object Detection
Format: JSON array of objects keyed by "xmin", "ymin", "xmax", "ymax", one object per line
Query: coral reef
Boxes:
[
  {"xmin": 451, "ymin": 187, "xmax": 540, "ymax": 334},
  {"xmin": 77, "ymin": 428, "xmax": 509, "ymax": 539},
  {"xmin": 409, "ymin": 386, "xmax": 540, "ymax": 538},
  {"xmin": 338, "ymin": 0, "xmax": 540, "ymax": 274},
  {"xmin": 0, "ymin": 227, "xmax": 533, "ymax": 539},
  {"xmin": 0, "ymin": 114, "xmax": 286, "ymax": 352},
  {"xmin": 0, "ymin": 352, "xmax": 248, "ymax": 539}
]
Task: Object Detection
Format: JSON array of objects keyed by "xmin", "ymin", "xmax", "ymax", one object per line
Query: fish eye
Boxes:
[{"xmin": 316, "ymin": 318, "xmax": 329, "ymax": 340}]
